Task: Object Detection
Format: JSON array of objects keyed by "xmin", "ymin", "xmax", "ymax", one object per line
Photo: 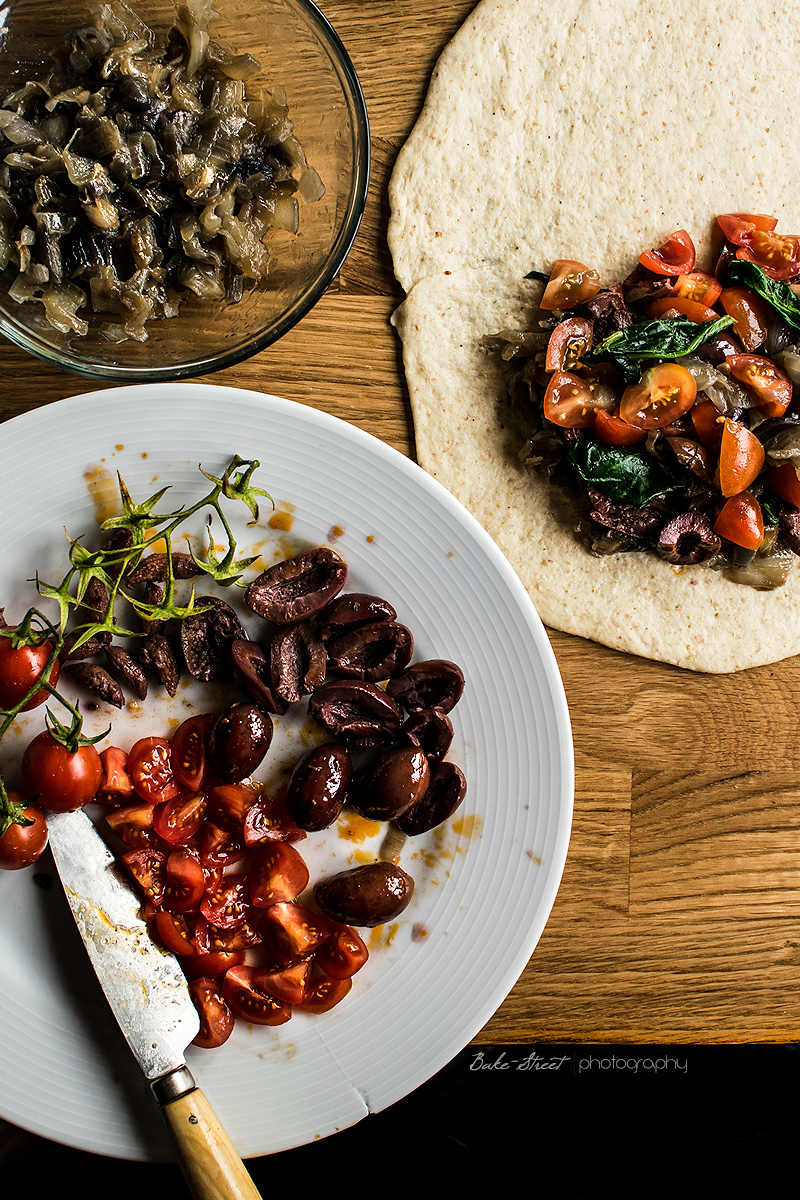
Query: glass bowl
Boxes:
[{"xmin": 0, "ymin": 0, "xmax": 369, "ymax": 380}]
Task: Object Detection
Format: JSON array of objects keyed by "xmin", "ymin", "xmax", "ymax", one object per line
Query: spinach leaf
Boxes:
[
  {"xmin": 587, "ymin": 315, "xmax": 736, "ymax": 382},
  {"xmin": 726, "ymin": 260, "xmax": 800, "ymax": 332},
  {"xmin": 567, "ymin": 439, "xmax": 682, "ymax": 508}
]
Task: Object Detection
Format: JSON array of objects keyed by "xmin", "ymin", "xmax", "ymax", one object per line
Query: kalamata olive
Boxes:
[
  {"xmin": 115, "ymin": 74, "xmax": 152, "ymax": 112},
  {"xmin": 245, "ymin": 547, "xmax": 347, "ymax": 624},
  {"xmin": 286, "ymin": 743, "xmax": 352, "ymax": 832},
  {"xmin": 230, "ymin": 639, "xmax": 288, "ymax": 715},
  {"xmin": 351, "ymin": 747, "xmax": 430, "ymax": 821},
  {"xmin": 104, "ymin": 644, "xmax": 148, "ymax": 701},
  {"xmin": 399, "ymin": 706, "xmax": 454, "ymax": 760},
  {"xmin": 316, "ymin": 592, "xmax": 397, "ymax": 638},
  {"xmin": 270, "ymin": 621, "xmax": 327, "ymax": 703},
  {"xmin": 64, "ymin": 662, "xmax": 124, "ymax": 708},
  {"xmin": 126, "ymin": 551, "xmax": 200, "ymax": 584},
  {"xmin": 308, "ymin": 679, "xmax": 401, "ymax": 745},
  {"xmin": 180, "ymin": 596, "xmax": 246, "ymax": 681},
  {"xmin": 137, "ymin": 632, "xmax": 180, "ymax": 697},
  {"xmin": 324, "ymin": 620, "xmax": 413, "ymax": 682},
  {"xmin": 385, "ymin": 659, "xmax": 465, "ymax": 713},
  {"xmin": 314, "ymin": 862, "xmax": 415, "ymax": 927},
  {"xmin": 208, "ymin": 703, "xmax": 273, "ymax": 783},
  {"xmin": 396, "ymin": 761, "xmax": 467, "ymax": 836},
  {"xmin": 657, "ymin": 512, "xmax": 721, "ymax": 565}
]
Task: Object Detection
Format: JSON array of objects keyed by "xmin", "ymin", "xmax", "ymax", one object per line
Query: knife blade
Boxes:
[{"xmin": 47, "ymin": 809, "xmax": 263, "ymax": 1200}]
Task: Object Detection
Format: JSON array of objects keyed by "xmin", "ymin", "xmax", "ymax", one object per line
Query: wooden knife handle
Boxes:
[{"xmin": 159, "ymin": 1085, "xmax": 263, "ymax": 1200}]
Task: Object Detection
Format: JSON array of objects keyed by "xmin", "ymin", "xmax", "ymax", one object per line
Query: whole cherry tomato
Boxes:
[
  {"xmin": 0, "ymin": 628, "xmax": 59, "ymax": 713},
  {"xmin": 0, "ymin": 797, "xmax": 48, "ymax": 869},
  {"xmin": 21, "ymin": 731, "xmax": 103, "ymax": 813}
]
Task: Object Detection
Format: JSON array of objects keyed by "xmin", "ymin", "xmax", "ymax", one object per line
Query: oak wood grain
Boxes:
[{"xmin": 2, "ymin": 0, "xmax": 798, "ymax": 1048}]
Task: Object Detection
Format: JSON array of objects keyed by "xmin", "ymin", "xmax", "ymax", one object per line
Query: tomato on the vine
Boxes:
[
  {"xmin": 0, "ymin": 797, "xmax": 48, "ymax": 870},
  {"xmin": 128, "ymin": 736, "xmax": 180, "ymax": 805},
  {"xmin": 21, "ymin": 731, "xmax": 103, "ymax": 813},
  {"xmin": 0, "ymin": 629, "xmax": 59, "ymax": 712},
  {"xmin": 638, "ymin": 228, "xmax": 695, "ymax": 275},
  {"xmin": 618, "ymin": 363, "xmax": 697, "ymax": 429}
]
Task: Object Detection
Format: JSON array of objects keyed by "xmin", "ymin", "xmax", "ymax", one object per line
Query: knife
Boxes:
[{"xmin": 47, "ymin": 809, "xmax": 263, "ymax": 1200}]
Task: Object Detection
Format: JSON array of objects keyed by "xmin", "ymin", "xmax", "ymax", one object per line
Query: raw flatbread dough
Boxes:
[{"xmin": 388, "ymin": 0, "xmax": 800, "ymax": 672}]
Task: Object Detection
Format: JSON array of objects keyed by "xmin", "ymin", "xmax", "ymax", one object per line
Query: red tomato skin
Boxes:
[
  {"xmin": 96, "ymin": 746, "xmax": 134, "ymax": 805},
  {"xmin": 154, "ymin": 910, "xmax": 198, "ymax": 957},
  {"xmin": 163, "ymin": 847, "xmax": 206, "ymax": 913},
  {"xmin": 717, "ymin": 213, "xmax": 778, "ymax": 245},
  {"xmin": 539, "ymin": 260, "xmax": 601, "ymax": 311},
  {"xmin": 128, "ymin": 736, "xmax": 180, "ymax": 805},
  {"xmin": 0, "ymin": 800, "xmax": 48, "ymax": 870},
  {"xmin": 315, "ymin": 922, "xmax": 369, "ymax": 980},
  {"xmin": 259, "ymin": 902, "xmax": 331, "ymax": 968},
  {"xmin": 297, "ymin": 974, "xmax": 353, "ymax": 1014},
  {"xmin": 544, "ymin": 317, "xmax": 593, "ymax": 372},
  {"xmin": 767, "ymin": 461, "xmax": 800, "ymax": 508},
  {"xmin": 200, "ymin": 873, "xmax": 252, "ymax": 929},
  {"xmin": 189, "ymin": 977, "xmax": 235, "ymax": 1048},
  {"xmin": 592, "ymin": 410, "xmax": 647, "ymax": 447},
  {"xmin": 247, "ymin": 842, "xmax": 310, "ymax": 908},
  {"xmin": 170, "ymin": 713, "xmax": 216, "ymax": 792},
  {"xmin": 619, "ymin": 363, "xmax": 697, "ymax": 430},
  {"xmin": 153, "ymin": 790, "xmax": 207, "ymax": 845},
  {"xmin": 182, "ymin": 950, "xmax": 246, "ymax": 981},
  {"xmin": 0, "ymin": 630, "xmax": 59, "ymax": 712},
  {"xmin": 718, "ymin": 419, "xmax": 766, "ymax": 498},
  {"xmin": 713, "ymin": 492, "xmax": 765, "ymax": 550},
  {"xmin": 645, "ymin": 296, "xmax": 718, "ymax": 323},
  {"xmin": 639, "ymin": 229, "xmax": 695, "ymax": 275},
  {"xmin": 222, "ymin": 966, "xmax": 292, "ymax": 1026},
  {"xmin": 725, "ymin": 353, "xmax": 793, "ymax": 418},
  {"xmin": 104, "ymin": 801, "xmax": 158, "ymax": 849},
  {"xmin": 252, "ymin": 960, "xmax": 311, "ymax": 1006},
  {"xmin": 670, "ymin": 272, "xmax": 722, "ymax": 306},
  {"xmin": 691, "ymin": 400, "xmax": 723, "ymax": 450},
  {"xmin": 21, "ymin": 732, "xmax": 103, "ymax": 813},
  {"xmin": 543, "ymin": 370, "xmax": 598, "ymax": 428}
]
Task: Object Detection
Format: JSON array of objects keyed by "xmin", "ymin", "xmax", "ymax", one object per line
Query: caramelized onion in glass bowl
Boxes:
[{"xmin": 0, "ymin": 0, "xmax": 369, "ymax": 380}]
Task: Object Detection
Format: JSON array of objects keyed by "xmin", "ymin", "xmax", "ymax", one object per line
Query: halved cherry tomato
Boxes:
[
  {"xmin": 128, "ymin": 736, "xmax": 180, "ymax": 805},
  {"xmin": 736, "ymin": 229, "xmax": 800, "ymax": 281},
  {"xmin": 200, "ymin": 872, "xmax": 252, "ymax": 929},
  {"xmin": 182, "ymin": 950, "xmax": 247, "ymax": 981},
  {"xmin": 592, "ymin": 409, "xmax": 647, "ymax": 447},
  {"xmin": 189, "ymin": 977, "xmax": 235, "ymax": 1048},
  {"xmin": 105, "ymin": 800, "xmax": 157, "ymax": 849},
  {"xmin": 258, "ymin": 901, "xmax": 331, "ymax": 969},
  {"xmin": 153, "ymin": 790, "xmax": 207, "ymax": 845},
  {"xmin": 543, "ymin": 370, "xmax": 599, "ymax": 428},
  {"xmin": 122, "ymin": 847, "xmax": 167, "ymax": 905},
  {"xmin": 713, "ymin": 491, "xmax": 764, "ymax": 550},
  {"xmin": 539, "ymin": 260, "xmax": 601, "ymax": 311},
  {"xmin": 247, "ymin": 842, "xmax": 310, "ymax": 908},
  {"xmin": 725, "ymin": 353, "xmax": 793, "ymax": 418},
  {"xmin": 0, "ymin": 799, "xmax": 48, "ymax": 870},
  {"xmin": 645, "ymin": 296, "xmax": 718, "ymax": 322},
  {"xmin": 315, "ymin": 922, "xmax": 369, "ymax": 980},
  {"xmin": 20, "ymin": 732, "xmax": 103, "ymax": 813},
  {"xmin": 669, "ymin": 272, "xmax": 722, "ymax": 306},
  {"xmin": 718, "ymin": 287, "xmax": 770, "ymax": 352},
  {"xmin": 638, "ymin": 229, "xmax": 695, "ymax": 275},
  {"xmin": 222, "ymin": 965, "xmax": 292, "ymax": 1026},
  {"xmin": 766, "ymin": 461, "xmax": 800, "ymax": 508},
  {"xmin": 544, "ymin": 317, "xmax": 593, "ymax": 371},
  {"xmin": 0, "ymin": 628, "xmax": 59, "ymax": 713},
  {"xmin": 718, "ymin": 418, "xmax": 766, "ymax": 498},
  {"xmin": 242, "ymin": 792, "xmax": 307, "ymax": 845},
  {"xmin": 195, "ymin": 914, "xmax": 262, "ymax": 954},
  {"xmin": 207, "ymin": 783, "xmax": 256, "ymax": 828},
  {"xmin": 297, "ymin": 974, "xmax": 352, "ymax": 1014},
  {"xmin": 618, "ymin": 363, "xmax": 697, "ymax": 429},
  {"xmin": 154, "ymin": 910, "xmax": 198, "ymax": 957},
  {"xmin": 252, "ymin": 961, "xmax": 311, "ymax": 1006},
  {"xmin": 170, "ymin": 713, "xmax": 216, "ymax": 792},
  {"xmin": 717, "ymin": 213, "xmax": 778, "ymax": 245},
  {"xmin": 163, "ymin": 847, "xmax": 206, "ymax": 913},
  {"xmin": 96, "ymin": 746, "xmax": 133, "ymax": 805},
  {"xmin": 198, "ymin": 819, "xmax": 247, "ymax": 868},
  {"xmin": 691, "ymin": 399, "xmax": 723, "ymax": 450}
]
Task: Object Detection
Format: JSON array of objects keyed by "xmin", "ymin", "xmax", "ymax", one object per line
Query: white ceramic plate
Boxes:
[{"xmin": 0, "ymin": 383, "xmax": 573, "ymax": 1161}]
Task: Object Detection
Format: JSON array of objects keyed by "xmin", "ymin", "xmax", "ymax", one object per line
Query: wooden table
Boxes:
[{"xmin": 2, "ymin": 0, "xmax": 798, "ymax": 1057}]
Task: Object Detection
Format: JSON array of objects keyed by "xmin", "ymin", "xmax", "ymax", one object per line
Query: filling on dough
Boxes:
[{"xmin": 490, "ymin": 213, "xmax": 800, "ymax": 591}]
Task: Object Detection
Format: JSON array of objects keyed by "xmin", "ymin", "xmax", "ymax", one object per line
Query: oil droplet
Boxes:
[
  {"xmin": 451, "ymin": 813, "xmax": 483, "ymax": 840},
  {"xmin": 337, "ymin": 813, "xmax": 382, "ymax": 844},
  {"xmin": 144, "ymin": 527, "xmax": 169, "ymax": 554},
  {"xmin": 328, "ymin": 524, "xmax": 345, "ymax": 542},
  {"xmin": 411, "ymin": 923, "xmax": 428, "ymax": 941},
  {"xmin": 269, "ymin": 510, "xmax": 294, "ymax": 532},
  {"xmin": 369, "ymin": 922, "xmax": 398, "ymax": 949},
  {"xmin": 84, "ymin": 465, "xmax": 121, "ymax": 525},
  {"xmin": 366, "ymin": 535, "xmax": 375, "ymax": 543},
  {"xmin": 115, "ymin": 443, "xmax": 124, "ymax": 452}
]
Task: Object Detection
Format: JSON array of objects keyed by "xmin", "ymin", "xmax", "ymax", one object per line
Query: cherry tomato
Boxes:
[
  {"xmin": 544, "ymin": 317, "xmax": 593, "ymax": 371},
  {"xmin": 21, "ymin": 731, "xmax": 103, "ymax": 813},
  {"xmin": 247, "ymin": 842, "xmax": 310, "ymax": 908},
  {"xmin": 182, "ymin": 949, "xmax": 246, "ymax": 981},
  {"xmin": 96, "ymin": 746, "xmax": 133, "ymax": 805},
  {"xmin": 591, "ymin": 410, "xmax": 647, "ymax": 447},
  {"xmin": 315, "ymin": 922, "xmax": 369, "ymax": 980},
  {"xmin": 736, "ymin": 228, "xmax": 800, "ymax": 282},
  {"xmin": 691, "ymin": 399, "xmax": 723, "ymax": 450},
  {"xmin": 242, "ymin": 792, "xmax": 307, "ymax": 846},
  {"xmin": 198, "ymin": 819, "xmax": 247, "ymax": 868},
  {"xmin": 716, "ymin": 213, "xmax": 778, "ymax": 245},
  {"xmin": 207, "ymin": 783, "xmax": 256, "ymax": 828},
  {"xmin": 718, "ymin": 418, "xmax": 766, "ymax": 497},
  {"xmin": 297, "ymin": 974, "xmax": 352, "ymax": 1014},
  {"xmin": 618, "ymin": 363, "xmax": 697, "ymax": 429},
  {"xmin": 222, "ymin": 965, "xmax": 292, "ymax": 1026},
  {"xmin": 0, "ymin": 799, "xmax": 48, "ymax": 870},
  {"xmin": 104, "ymin": 800, "xmax": 157, "ymax": 849},
  {"xmin": 200, "ymin": 872, "xmax": 252, "ymax": 929},
  {"xmin": 725, "ymin": 353, "xmax": 793, "ymax": 418},
  {"xmin": 543, "ymin": 370, "xmax": 599, "ymax": 428},
  {"xmin": 163, "ymin": 847, "xmax": 206, "ymax": 913},
  {"xmin": 252, "ymin": 961, "xmax": 311, "ymax": 1006},
  {"xmin": 122, "ymin": 847, "xmax": 167, "ymax": 905},
  {"xmin": 0, "ymin": 629, "xmax": 59, "ymax": 712},
  {"xmin": 767, "ymin": 461, "xmax": 800, "ymax": 508},
  {"xmin": 170, "ymin": 713, "xmax": 216, "ymax": 792},
  {"xmin": 718, "ymin": 287, "xmax": 770, "ymax": 352},
  {"xmin": 194, "ymin": 914, "xmax": 262, "ymax": 954},
  {"xmin": 258, "ymin": 901, "xmax": 331, "ymax": 969},
  {"xmin": 153, "ymin": 790, "xmax": 207, "ymax": 845},
  {"xmin": 645, "ymin": 296, "xmax": 718, "ymax": 323},
  {"xmin": 713, "ymin": 491, "xmax": 764, "ymax": 550},
  {"xmin": 638, "ymin": 229, "xmax": 695, "ymax": 275},
  {"xmin": 539, "ymin": 260, "xmax": 601, "ymax": 311},
  {"xmin": 189, "ymin": 977, "xmax": 235, "ymax": 1049},
  {"xmin": 154, "ymin": 910, "xmax": 198, "ymax": 957},
  {"xmin": 128, "ymin": 736, "xmax": 180, "ymax": 805},
  {"xmin": 669, "ymin": 272, "xmax": 722, "ymax": 306}
]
